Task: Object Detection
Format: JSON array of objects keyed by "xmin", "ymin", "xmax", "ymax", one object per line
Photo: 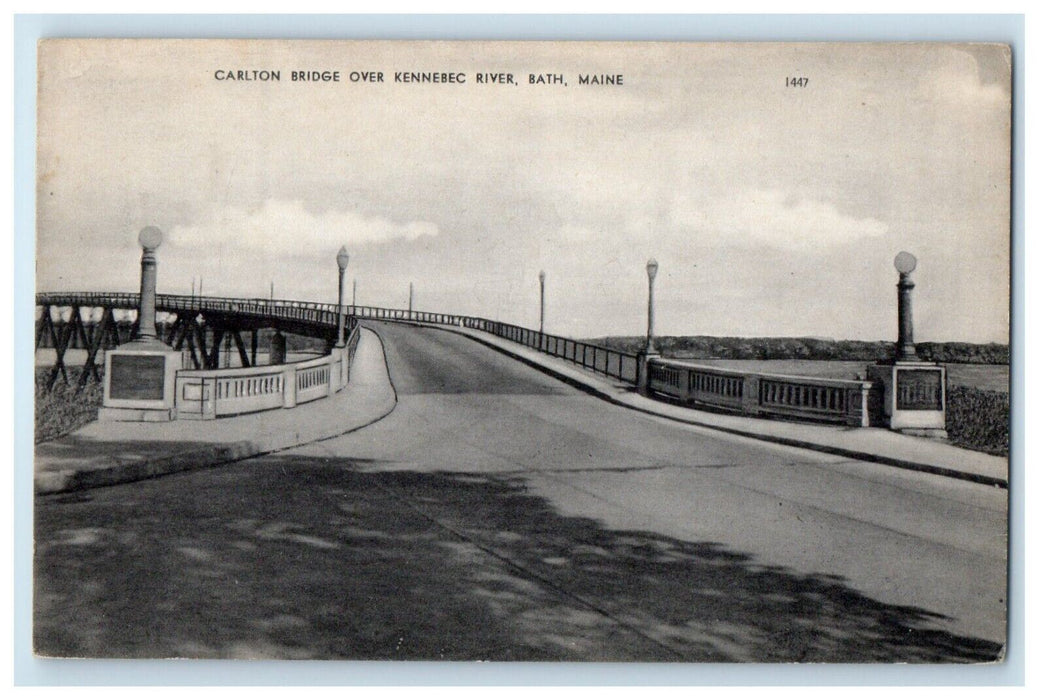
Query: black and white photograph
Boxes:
[{"xmin": 31, "ymin": 38, "xmax": 1012, "ymax": 665}]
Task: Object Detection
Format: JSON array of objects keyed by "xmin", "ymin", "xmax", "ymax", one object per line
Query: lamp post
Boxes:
[
  {"xmin": 409, "ymin": 282, "xmax": 414, "ymax": 314},
  {"xmin": 135, "ymin": 226, "xmax": 163, "ymax": 343},
  {"xmin": 539, "ymin": 270, "xmax": 546, "ymax": 335},
  {"xmin": 636, "ymin": 258, "xmax": 660, "ymax": 394},
  {"xmin": 864, "ymin": 251, "xmax": 947, "ymax": 437},
  {"xmin": 894, "ymin": 251, "xmax": 918, "ymax": 361},
  {"xmin": 336, "ymin": 246, "xmax": 349, "ymax": 347},
  {"xmin": 645, "ymin": 258, "xmax": 658, "ymax": 354},
  {"xmin": 100, "ymin": 225, "xmax": 181, "ymax": 422}
]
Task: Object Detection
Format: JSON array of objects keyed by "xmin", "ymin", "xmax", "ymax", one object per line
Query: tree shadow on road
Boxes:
[{"xmin": 34, "ymin": 454, "xmax": 1003, "ymax": 662}]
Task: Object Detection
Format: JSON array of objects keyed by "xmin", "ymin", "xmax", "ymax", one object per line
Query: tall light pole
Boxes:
[
  {"xmin": 636, "ymin": 258, "xmax": 661, "ymax": 395},
  {"xmin": 135, "ymin": 226, "xmax": 163, "ymax": 343},
  {"xmin": 409, "ymin": 282, "xmax": 414, "ymax": 314},
  {"xmin": 894, "ymin": 251, "xmax": 918, "ymax": 361},
  {"xmin": 539, "ymin": 270, "xmax": 546, "ymax": 334},
  {"xmin": 865, "ymin": 251, "xmax": 947, "ymax": 436},
  {"xmin": 645, "ymin": 258, "xmax": 658, "ymax": 354},
  {"xmin": 336, "ymin": 246, "xmax": 349, "ymax": 347},
  {"xmin": 352, "ymin": 278, "xmax": 357, "ymax": 307},
  {"xmin": 100, "ymin": 225, "xmax": 181, "ymax": 422}
]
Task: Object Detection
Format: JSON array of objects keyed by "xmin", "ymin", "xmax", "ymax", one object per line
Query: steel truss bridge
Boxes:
[{"xmin": 35, "ymin": 291, "xmax": 640, "ymax": 389}]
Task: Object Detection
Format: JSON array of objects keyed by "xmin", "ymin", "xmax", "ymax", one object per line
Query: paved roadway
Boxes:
[{"xmin": 34, "ymin": 322, "xmax": 1008, "ymax": 661}]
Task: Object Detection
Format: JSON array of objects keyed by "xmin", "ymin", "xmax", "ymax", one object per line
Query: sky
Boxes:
[{"xmin": 36, "ymin": 40, "xmax": 1012, "ymax": 343}]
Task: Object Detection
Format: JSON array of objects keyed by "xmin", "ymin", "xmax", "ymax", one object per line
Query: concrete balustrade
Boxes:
[
  {"xmin": 648, "ymin": 359, "xmax": 879, "ymax": 427},
  {"xmin": 294, "ymin": 355, "xmax": 333, "ymax": 405},
  {"xmin": 174, "ymin": 326, "xmax": 359, "ymax": 420}
]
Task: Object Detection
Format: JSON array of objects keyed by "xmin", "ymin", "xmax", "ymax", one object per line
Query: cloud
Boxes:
[
  {"xmin": 167, "ymin": 199, "xmax": 439, "ymax": 257},
  {"xmin": 669, "ymin": 189, "xmax": 889, "ymax": 248}
]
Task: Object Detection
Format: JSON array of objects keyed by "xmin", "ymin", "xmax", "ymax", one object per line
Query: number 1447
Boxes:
[{"xmin": 786, "ymin": 77, "xmax": 809, "ymax": 87}]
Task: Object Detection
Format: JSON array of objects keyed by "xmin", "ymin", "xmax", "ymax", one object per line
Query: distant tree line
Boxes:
[{"xmin": 585, "ymin": 335, "xmax": 1010, "ymax": 365}]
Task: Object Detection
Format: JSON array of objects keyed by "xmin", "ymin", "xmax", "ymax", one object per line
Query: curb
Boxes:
[
  {"xmin": 35, "ymin": 393, "xmax": 398, "ymax": 496},
  {"xmin": 36, "ymin": 395, "xmax": 398, "ymax": 496},
  {"xmin": 35, "ymin": 439, "xmax": 273, "ymax": 495},
  {"xmin": 406, "ymin": 322, "xmax": 1008, "ymax": 489}
]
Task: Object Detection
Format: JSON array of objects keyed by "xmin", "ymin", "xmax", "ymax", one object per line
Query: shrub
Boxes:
[
  {"xmin": 34, "ymin": 368, "xmax": 104, "ymax": 444},
  {"xmin": 946, "ymin": 386, "xmax": 1010, "ymax": 457}
]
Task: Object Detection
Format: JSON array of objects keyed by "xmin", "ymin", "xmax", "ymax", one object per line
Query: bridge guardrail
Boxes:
[
  {"xmin": 458, "ymin": 318, "xmax": 640, "ymax": 383},
  {"xmin": 37, "ymin": 292, "xmax": 880, "ymax": 427},
  {"xmin": 173, "ymin": 324, "xmax": 360, "ymax": 420},
  {"xmin": 36, "ymin": 292, "xmax": 346, "ymax": 331},
  {"xmin": 648, "ymin": 358, "xmax": 879, "ymax": 427}
]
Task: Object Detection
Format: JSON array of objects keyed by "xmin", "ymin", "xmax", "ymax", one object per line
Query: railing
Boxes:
[
  {"xmin": 459, "ymin": 318, "xmax": 639, "ymax": 383},
  {"xmin": 36, "ymin": 292, "xmax": 345, "ymax": 331},
  {"xmin": 36, "ymin": 292, "xmax": 639, "ymax": 384},
  {"xmin": 37, "ymin": 292, "xmax": 883, "ymax": 428},
  {"xmin": 647, "ymin": 358, "xmax": 879, "ymax": 427},
  {"xmin": 174, "ymin": 325, "xmax": 360, "ymax": 419},
  {"xmin": 295, "ymin": 354, "xmax": 333, "ymax": 405}
]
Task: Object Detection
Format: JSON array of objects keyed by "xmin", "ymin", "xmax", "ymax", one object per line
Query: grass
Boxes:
[
  {"xmin": 35, "ymin": 368, "xmax": 104, "ymax": 444},
  {"xmin": 946, "ymin": 386, "xmax": 1010, "ymax": 457}
]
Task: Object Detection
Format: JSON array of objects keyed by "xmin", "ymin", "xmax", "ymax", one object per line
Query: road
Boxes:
[{"xmin": 34, "ymin": 322, "xmax": 1008, "ymax": 661}]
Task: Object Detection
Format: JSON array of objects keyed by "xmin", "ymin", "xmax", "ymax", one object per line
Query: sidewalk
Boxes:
[
  {"xmin": 34, "ymin": 328, "xmax": 397, "ymax": 495},
  {"xmin": 429, "ymin": 323, "xmax": 1010, "ymax": 488}
]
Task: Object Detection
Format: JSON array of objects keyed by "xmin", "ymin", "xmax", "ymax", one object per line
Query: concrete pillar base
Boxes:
[
  {"xmin": 270, "ymin": 331, "xmax": 287, "ymax": 365},
  {"xmin": 865, "ymin": 361, "xmax": 947, "ymax": 436},
  {"xmin": 101, "ymin": 347, "xmax": 182, "ymax": 421},
  {"xmin": 637, "ymin": 353, "xmax": 661, "ymax": 396}
]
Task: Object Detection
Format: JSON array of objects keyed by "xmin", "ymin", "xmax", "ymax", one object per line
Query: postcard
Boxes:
[{"xmin": 33, "ymin": 39, "xmax": 1011, "ymax": 663}]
